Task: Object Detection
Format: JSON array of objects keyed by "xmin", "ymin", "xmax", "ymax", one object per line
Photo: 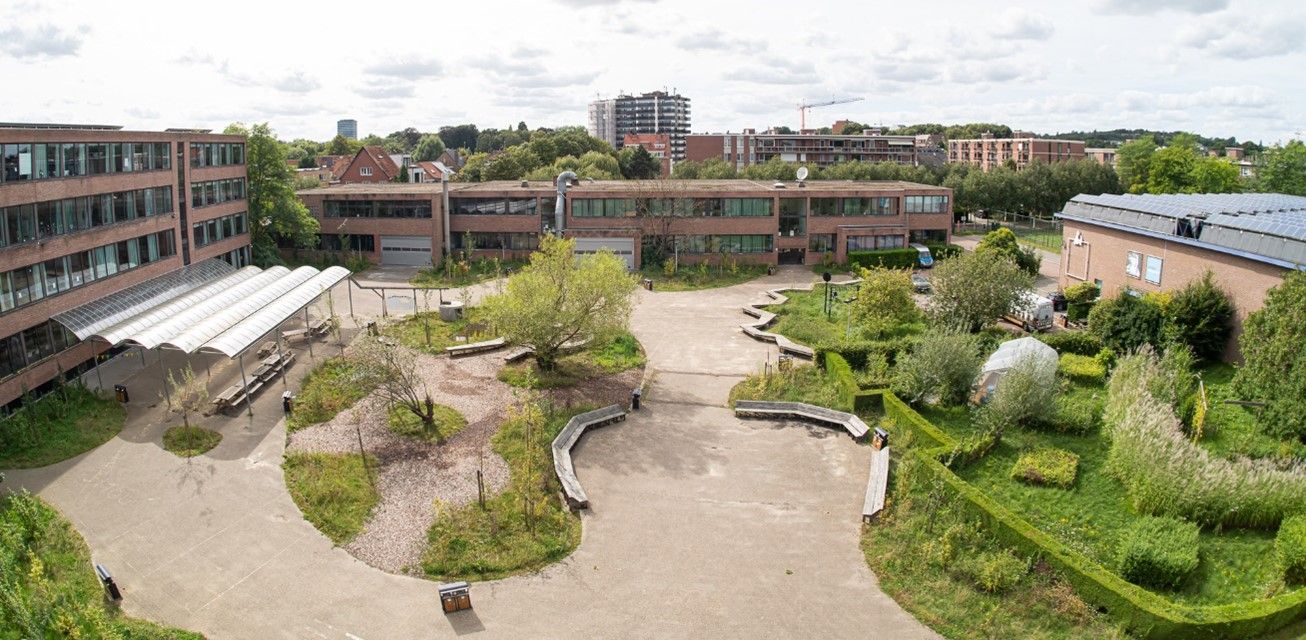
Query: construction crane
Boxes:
[{"xmin": 797, "ymin": 97, "xmax": 864, "ymax": 131}]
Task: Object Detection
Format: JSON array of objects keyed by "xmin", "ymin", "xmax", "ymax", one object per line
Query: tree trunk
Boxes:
[{"xmin": 536, "ymin": 350, "xmax": 557, "ymax": 371}]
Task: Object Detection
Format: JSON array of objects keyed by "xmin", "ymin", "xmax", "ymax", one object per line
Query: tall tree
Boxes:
[
  {"xmin": 852, "ymin": 267, "xmax": 922, "ymax": 338},
  {"xmin": 1233, "ymin": 270, "xmax": 1306, "ymax": 441},
  {"xmin": 224, "ymin": 123, "xmax": 320, "ymax": 265},
  {"xmin": 412, "ymin": 134, "xmax": 446, "ymax": 162},
  {"xmin": 482, "ymin": 236, "xmax": 637, "ymax": 369},
  {"xmin": 927, "ymin": 250, "xmax": 1034, "ymax": 332},
  {"xmin": 324, "ymin": 134, "xmax": 361, "ymax": 156},
  {"xmin": 394, "ymin": 161, "xmax": 410, "ymax": 183},
  {"xmin": 975, "ymin": 227, "xmax": 1041, "ymax": 276},
  {"xmin": 438, "ymin": 124, "xmax": 479, "ymax": 151},
  {"xmin": 1256, "ymin": 140, "xmax": 1306, "ymax": 195},
  {"xmin": 383, "ymin": 128, "xmax": 423, "ymax": 154},
  {"xmin": 618, "ymin": 146, "xmax": 662, "ymax": 179},
  {"xmin": 1116, "ymin": 135, "xmax": 1157, "ymax": 193}
]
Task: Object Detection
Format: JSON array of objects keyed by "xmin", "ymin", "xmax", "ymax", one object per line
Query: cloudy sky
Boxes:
[{"xmin": 1, "ymin": 0, "xmax": 1302, "ymax": 144}]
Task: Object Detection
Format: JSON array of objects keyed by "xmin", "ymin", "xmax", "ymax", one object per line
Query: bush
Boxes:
[
  {"xmin": 821, "ymin": 334, "xmax": 919, "ymax": 368},
  {"xmin": 1165, "ymin": 271, "xmax": 1234, "ymax": 362},
  {"xmin": 976, "ymin": 227, "xmax": 1040, "ymax": 277},
  {"xmin": 1058, "ymin": 353, "xmax": 1106, "ymax": 384},
  {"xmin": 1088, "ymin": 291, "xmax": 1164, "ymax": 352},
  {"xmin": 891, "ymin": 330, "xmax": 983, "ymax": 406},
  {"xmin": 947, "ymin": 429, "xmax": 1001, "ymax": 469},
  {"xmin": 1116, "ymin": 516, "xmax": 1200, "ymax": 590},
  {"xmin": 977, "ymin": 353, "xmax": 1058, "ymax": 433},
  {"xmin": 928, "ymin": 250, "xmax": 1035, "ymax": 332},
  {"xmin": 1066, "ymin": 301, "xmax": 1095, "ymax": 323},
  {"xmin": 847, "ymin": 248, "xmax": 919, "ymax": 270},
  {"xmin": 1233, "ymin": 270, "xmax": 1306, "ymax": 442},
  {"xmin": 852, "ymin": 267, "xmax": 922, "ymax": 337},
  {"xmin": 1037, "ymin": 330, "xmax": 1103, "ymax": 356},
  {"xmin": 1044, "ymin": 394, "xmax": 1101, "ymax": 435},
  {"xmin": 925, "ymin": 243, "xmax": 964, "ymax": 260},
  {"xmin": 1278, "ymin": 515, "xmax": 1306, "ymax": 585},
  {"xmin": 1064, "ymin": 282, "xmax": 1100, "ymax": 305},
  {"xmin": 960, "ymin": 549, "xmax": 1028, "ymax": 593},
  {"xmin": 1010, "ymin": 448, "xmax": 1079, "ymax": 488}
]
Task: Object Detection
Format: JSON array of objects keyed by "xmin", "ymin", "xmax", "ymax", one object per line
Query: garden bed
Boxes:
[
  {"xmin": 638, "ymin": 263, "xmax": 768, "ymax": 291},
  {"xmin": 381, "ymin": 309, "xmax": 494, "ymax": 356},
  {"xmin": 411, "ymin": 257, "xmax": 524, "ymax": 288},
  {"xmin": 0, "ymin": 386, "xmax": 125, "ymax": 469}
]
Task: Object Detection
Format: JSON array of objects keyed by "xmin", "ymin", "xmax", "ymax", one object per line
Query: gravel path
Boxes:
[{"xmin": 287, "ymin": 348, "xmax": 514, "ymax": 574}]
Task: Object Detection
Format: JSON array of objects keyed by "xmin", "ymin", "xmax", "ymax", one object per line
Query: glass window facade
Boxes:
[
  {"xmin": 0, "ymin": 320, "xmax": 79, "ymax": 380},
  {"xmin": 571, "ymin": 198, "xmax": 635, "ymax": 217},
  {"xmin": 903, "ymin": 195, "xmax": 949, "ymax": 213},
  {"xmin": 189, "ymin": 142, "xmax": 246, "ymax": 167},
  {"xmin": 0, "ymin": 230, "xmax": 176, "ymax": 314},
  {"xmin": 0, "ymin": 187, "xmax": 173, "ymax": 248},
  {"xmin": 447, "ymin": 197, "xmax": 540, "ymax": 215},
  {"xmin": 451, "ymin": 232, "xmax": 540, "ymax": 251},
  {"xmin": 809, "ymin": 234, "xmax": 836, "ymax": 253},
  {"xmin": 190, "ymin": 178, "xmax": 246, "ymax": 208},
  {"xmin": 192, "ymin": 212, "xmax": 248, "ymax": 247},
  {"xmin": 722, "ymin": 198, "xmax": 771, "ymax": 217},
  {"xmin": 678, "ymin": 234, "xmax": 772, "ymax": 254},
  {"xmin": 846, "ymin": 235, "xmax": 906, "ymax": 251},
  {"xmin": 779, "ymin": 198, "xmax": 806, "ymax": 236},
  {"xmin": 1, "ymin": 141, "xmax": 169, "ymax": 182},
  {"xmin": 323, "ymin": 200, "xmax": 432, "ymax": 218},
  {"xmin": 316, "ymin": 234, "xmax": 376, "ymax": 252}
]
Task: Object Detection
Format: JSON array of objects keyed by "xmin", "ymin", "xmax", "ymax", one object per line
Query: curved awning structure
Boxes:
[
  {"xmin": 97, "ymin": 266, "xmax": 263, "ymax": 347},
  {"xmin": 160, "ymin": 267, "xmax": 320, "ymax": 354},
  {"xmin": 52, "ymin": 260, "xmax": 237, "ymax": 341},
  {"xmin": 200, "ymin": 267, "xmax": 351, "ymax": 357},
  {"xmin": 129, "ymin": 266, "xmax": 294, "ymax": 350}
]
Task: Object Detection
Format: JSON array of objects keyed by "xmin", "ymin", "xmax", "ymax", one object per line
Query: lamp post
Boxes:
[{"xmin": 822, "ymin": 271, "xmax": 832, "ymax": 320}]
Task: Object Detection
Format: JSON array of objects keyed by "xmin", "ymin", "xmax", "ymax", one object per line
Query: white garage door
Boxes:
[
  {"xmin": 573, "ymin": 237, "xmax": 635, "ymax": 270},
  {"xmin": 380, "ymin": 236, "xmax": 433, "ymax": 266}
]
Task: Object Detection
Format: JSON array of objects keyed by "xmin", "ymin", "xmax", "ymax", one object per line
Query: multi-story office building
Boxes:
[
  {"xmin": 1086, "ymin": 147, "xmax": 1117, "ymax": 167},
  {"xmin": 686, "ymin": 129, "xmax": 919, "ymax": 171},
  {"xmin": 337, "ymin": 119, "xmax": 358, "ymax": 140},
  {"xmin": 948, "ymin": 132, "xmax": 1085, "ymax": 170},
  {"xmin": 0, "ymin": 124, "xmax": 249, "ymax": 408},
  {"xmin": 296, "ymin": 179, "xmax": 951, "ymax": 269},
  {"xmin": 587, "ymin": 91, "xmax": 691, "ymax": 160}
]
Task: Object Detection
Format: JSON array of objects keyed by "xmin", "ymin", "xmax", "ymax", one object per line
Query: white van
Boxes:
[{"xmin": 1006, "ymin": 291, "xmax": 1054, "ymax": 332}]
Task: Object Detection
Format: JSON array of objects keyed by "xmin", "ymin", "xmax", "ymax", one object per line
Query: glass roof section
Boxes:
[
  {"xmin": 199, "ymin": 267, "xmax": 350, "ymax": 357},
  {"xmin": 127, "ymin": 266, "xmax": 293, "ymax": 349},
  {"xmin": 96, "ymin": 266, "xmax": 262, "ymax": 347},
  {"xmin": 160, "ymin": 267, "xmax": 320, "ymax": 354},
  {"xmin": 52, "ymin": 260, "xmax": 237, "ymax": 340}
]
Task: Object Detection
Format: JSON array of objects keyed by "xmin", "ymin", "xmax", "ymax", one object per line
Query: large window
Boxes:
[
  {"xmin": 0, "ymin": 187, "xmax": 172, "ymax": 248},
  {"xmin": 903, "ymin": 195, "xmax": 949, "ymax": 214},
  {"xmin": 193, "ymin": 212, "xmax": 249, "ymax": 247},
  {"xmin": 844, "ymin": 197, "xmax": 896, "ymax": 216},
  {"xmin": 324, "ymin": 200, "xmax": 432, "ymax": 218},
  {"xmin": 189, "ymin": 142, "xmax": 247, "ymax": 167},
  {"xmin": 722, "ymin": 198, "xmax": 771, "ymax": 217},
  {"xmin": 1, "ymin": 141, "xmax": 168, "ymax": 183},
  {"xmin": 0, "ymin": 320, "xmax": 79, "ymax": 380},
  {"xmin": 779, "ymin": 198, "xmax": 806, "ymax": 236},
  {"xmin": 571, "ymin": 198, "xmax": 634, "ymax": 217},
  {"xmin": 679, "ymin": 234, "xmax": 772, "ymax": 254},
  {"xmin": 809, "ymin": 234, "xmax": 836, "ymax": 253},
  {"xmin": 451, "ymin": 232, "xmax": 540, "ymax": 251},
  {"xmin": 191, "ymin": 178, "xmax": 246, "ymax": 208},
  {"xmin": 846, "ymin": 235, "xmax": 905, "ymax": 251},
  {"xmin": 316, "ymin": 234, "xmax": 375, "ymax": 252},
  {"xmin": 0, "ymin": 230, "xmax": 176, "ymax": 314}
]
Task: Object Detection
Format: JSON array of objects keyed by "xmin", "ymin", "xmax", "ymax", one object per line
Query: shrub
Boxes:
[
  {"xmin": 821, "ymin": 334, "xmax": 919, "ymax": 368},
  {"xmin": 1066, "ymin": 301, "xmax": 1095, "ymax": 323},
  {"xmin": 1063, "ymin": 281, "xmax": 1100, "ymax": 305},
  {"xmin": 976, "ymin": 227, "xmax": 1040, "ymax": 277},
  {"xmin": 852, "ymin": 267, "xmax": 922, "ymax": 337},
  {"xmin": 1088, "ymin": 291, "xmax": 1165, "ymax": 352},
  {"xmin": 977, "ymin": 353, "xmax": 1058, "ymax": 434},
  {"xmin": 1037, "ymin": 330, "xmax": 1103, "ymax": 356},
  {"xmin": 1277, "ymin": 515, "xmax": 1306, "ymax": 585},
  {"xmin": 1058, "ymin": 353, "xmax": 1105, "ymax": 384},
  {"xmin": 1010, "ymin": 448, "xmax": 1079, "ymax": 488},
  {"xmin": 1116, "ymin": 516, "xmax": 1200, "ymax": 590},
  {"xmin": 925, "ymin": 243, "xmax": 963, "ymax": 260},
  {"xmin": 1165, "ymin": 271, "xmax": 1234, "ymax": 362},
  {"xmin": 928, "ymin": 250, "xmax": 1035, "ymax": 332},
  {"xmin": 960, "ymin": 549, "xmax": 1028, "ymax": 593},
  {"xmin": 1233, "ymin": 269, "xmax": 1306, "ymax": 442},
  {"xmin": 847, "ymin": 248, "xmax": 919, "ymax": 270},
  {"xmin": 947, "ymin": 429, "xmax": 1000, "ymax": 469},
  {"xmin": 890, "ymin": 329, "xmax": 983, "ymax": 406},
  {"xmin": 1044, "ymin": 394, "xmax": 1101, "ymax": 435}
]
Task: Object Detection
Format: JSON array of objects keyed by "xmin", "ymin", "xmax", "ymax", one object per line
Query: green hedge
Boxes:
[
  {"xmin": 1280, "ymin": 515, "xmax": 1306, "ymax": 585},
  {"xmin": 821, "ymin": 352, "xmax": 859, "ymax": 412},
  {"xmin": 1037, "ymin": 330, "xmax": 1103, "ymax": 356},
  {"xmin": 874, "ymin": 389, "xmax": 1306, "ymax": 639},
  {"xmin": 816, "ymin": 334, "xmax": 920, "ymax": 368},
  {"xmin": 1117, "ymin": 517, "xmax": 1201, "ymax": 590},
  {"xmin": 847, "ymin": 248, "xmax": 919, "ymax": 270},
  {"xmin": 926, "ymin": 243, "xmax": 964, "ymax": 260}
]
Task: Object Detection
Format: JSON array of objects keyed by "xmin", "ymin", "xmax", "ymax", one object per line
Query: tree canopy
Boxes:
[
  {"xmin": 224, "ymin": 122, "xmax": 319, "ymax": 265},
  {"xmin": 412, "ymin": 134, "xmax": 446, "ymax": 163},
  {"xmin": 1256, "ymin": 140, "xmax": 1306, "ymax": 195},
  {"xmin": 852, "ymin": 267, "xmax": 922, "ymax": 338},
  {"xmin": 1232, "ymin": 270, "xmax": 1306, "ymax": 442},
  {"xmin": 975, "ymin": 227, "xmax": 1041, "ymax": 276},
  {"xmin": 927, "ymin": 250, "xmax": 1034, "ymax": 332}
]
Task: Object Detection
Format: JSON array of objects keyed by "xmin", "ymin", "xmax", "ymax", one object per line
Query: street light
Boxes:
[{"xmin": 822, "ymin": 271, "xmax": 832, "ymax": 319}]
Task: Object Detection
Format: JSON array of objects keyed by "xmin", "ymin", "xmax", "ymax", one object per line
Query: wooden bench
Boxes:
[
  {"xmin": 503, "ymin": 338, "xmax": 590, "ymax": 363},
  {"xmin": 863, "ymin": 446, "xmax": 890, "ymax": 523},
  {"xmin": 733, "ymin": 400, "xmax": 870, "ymax": 440},
  {"xmin": 310, "ymin": 317, "xmax": 333, "ymax": 337},
  {"xmin": 281, "ymin": 328, "xmax": 308, "ymax": 343},
  {"xmin": 256, "ymin": 341, "xmax": 277, "ymax": 359},
  {"xmin": 446, "ymin": 337, "xmax": 506, "ymax": 357},
  {"xmin": 551, "ymin": 405, "xmax": 627, "ymax": 510}
]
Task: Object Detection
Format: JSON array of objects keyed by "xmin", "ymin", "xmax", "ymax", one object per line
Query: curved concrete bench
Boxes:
[
  {"xmin": 734, "ymin": 400, "xmax": 869, "ymax": 440},
  {"xmin": 552, "ymin": 404, "xmax": 627, "ymax": 510},
  {"xmin": 739, "ymin": 280, "xmax": 862, "ymax": 359},
  {"xmin": 446, "ymin": 337, "xmax": 506, "ymax": 357},
  {"xmin": 504, "ymin": 338, "xmax": 591, "ymax": 363}
]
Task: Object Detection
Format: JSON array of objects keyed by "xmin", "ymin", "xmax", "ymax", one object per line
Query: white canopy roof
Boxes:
[
  {"xmin": 160, "ymin": 267, "xmax": 320, "ymax": 354},
  {"xmin": 127, "ymin": 266, "xmax": 294, "ymax": 350},
  {"xmin": 200, "ymin": 267, "xmax": 350, "ymax": 357},
  {"xmin": 52, "ymin": 260, "xmax": 237, "ymax": 341},
  {"xmin": 981, "ymin": 337, "xmax": 1058, "ymax": 375},
  {"xmin": 96, "ymin": 266, "xmax": 262, "ymax": 347}
]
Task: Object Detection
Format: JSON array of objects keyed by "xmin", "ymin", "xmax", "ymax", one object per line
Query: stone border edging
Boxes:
[
  {"xmin": 551, "ymin": 404, "xmax": 627, "ymax": 510},
  {"xmin": 738, "ymin": 279, "xmax": 862, "ymax": 359}
]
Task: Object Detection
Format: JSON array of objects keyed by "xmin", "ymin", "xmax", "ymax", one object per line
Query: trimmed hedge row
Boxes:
[
  {"xmin": 822, "ymin": 351, "xmax": 859, "ymax": 411},
  {"xmin": 847, "ymin": 248, "xmax": 919, "ymax": 270},
  {"xmin": 874, "ymin": 389, "xmax": 1306, "ymax": 639}
]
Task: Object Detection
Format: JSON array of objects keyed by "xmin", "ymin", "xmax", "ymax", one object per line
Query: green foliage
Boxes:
[
  {"xmin": 412, "ymin": 133, "xmax": 446, "ymax": 162},
  {"xmin": 617, "ymin": 145, "xmax": 662, "ymax": 179},
  {"xmin": 1088, "ymin": 291, "xmax": 1164, "ymax": 352},
  {"xmin": 1064, "ymin": 282, "xmax": 1100, "ymax": 305},
  {"xmin": 852, "ymin": 267, "xmax": 922, "ymax": 338},
  {"xmin": 891, "ymin": 329, "xmax": 984, "ymax": 406},
  {"xmin": 1233, "ymin": 270, "xmax": 1306, "ymax": 442},
  {"xmin": 0, "ymin": 385, "xmax": 124, "ymax": 469},
  {"xmin": 283, "ymin": 452, "xmax": 379, "ymax": 545},
  {"xmin": 637, "ymin": 263, "xmax": 767, "ymax": 291},
  {"xmin": 1165, "ymin": 271, "xmax": 1234, "ymax": 362},
  {"xmin": 324, "ymin": 134, "xmax": 362, "ymax": 156},
  {"xmin": 822, "ymin": 352, "xmax": 859, "ymax": 411},
  {"xmin": 287, "ymin": 357, "xmax": 373, "ymax": 431},
  {"xmin": 1278, "ymin": 515, "xmax": 1306, "ymax": 585},
  {"xmin": 1117, "ymin": 136, "xmax": 1158, "ymax": 193},
  {"xmin": 387, "ymin": 403, "xmax": 466, "ymax": 443},
  {"xmin": 1105, "ymin": 351, "xmax": 1306, "ymax": 529},
  {"xmin": 497, "ymin": 331, "xmax": 645, "ymax": 389},
  {"xmin": 413, "ymin": 257, "xmax": 523, "ymax": 288},
  {"xmin": 670, "ymin": 157, "xmax": 738, "ymax": 179},
  {"xmin": 1059, "ymin": 353, "xmax": 1106, "ymax": 385},
  {"xmin": 977, "ymin": 354, "xmax": 1059, "ymax": 434},
  {"xmin": 1116, "ymin": 133, "xmax": 1246, "ymax": 195},
  {"xmin": 1117, "ymin": 517, "xmax": 1200, "ymax": 590},
  {"xmin": 0, "ymin": 493, "xmax": 205, "ymax": 639},
  {"xmin": 1010, "ymin": 448, "xmax": 1079, "ymax": 488},
  {"xmin": 483, "ymin": 236, "xmax": 637, "ymax": 369},
  {"xmin": 224, "ymin": 123, "xmax": 319, "ymax": 263},
  {"xmin": 975, "ymin": 227, "xmax": 1041, "ymax": 276},
  {"xmin": 161, "ymin": 426, "xmax": 221, "ymax": 458},
  {"xmin": 1038, "ymin": 330, "xmax": 1104, "ymax": 356},
  {"xmin": 1046, "ymin": 393, "xmax": 1103, "ymax": 435},
  {"xmin": 846, "ymin": 248, "xmax": 919, "ymax": 269},
  {"xmin": 1256, "ymin": 140, "xmax": 1306, "ymax": 196},
  {"xmin": 928, "ymin": 250, "xmax": 1035, "ymax": 332},
  {"xmin": 960, "ymin": 549, "xmax": 1028, "ymax": 593},
  {"xmin": 729, "ymin": 364, "xmax": 844, "ymax": 411}
]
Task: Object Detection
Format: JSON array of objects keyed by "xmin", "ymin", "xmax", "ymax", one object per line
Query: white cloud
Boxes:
[
  {"xmin": 992, "ymin": 9, "xmax": 1054, "ymax": 40},
  {"xmin": 1177, "ymin": 15, "xmax": 1306, "ymax": 59},
  {"xmin": 363, "ymin": 58, "xmax": 443, "ymax": 80},
  {"xmin": 1096, "ymin": 0, "xmax": 1228, "ymax": 14},
  {"xmin": 0, "ymin": 23, "xmax": 87, "ymax": 59}
]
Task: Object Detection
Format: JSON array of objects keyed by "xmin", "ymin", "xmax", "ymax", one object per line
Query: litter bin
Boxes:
[
  {"xmin": 1048, "ymin": 291, "xmax": 1067, "ymax": 313},
  {"xmin": 438, "ymin": 582, "xmax": 472, "ymax": 613},
  {"xmin": 114, "ymin": 384, "xmax": 129, "ymax": 404},
  {"xmin": 873, "ymin": 427, "xmax": 890, "ymax": 450},
  {"xmin": 642, "ymin": 278, "xmax": 653, "ymax": 291},
  {"xmin": 366, "ymin": 320, "xmax": 379, "ymax": 336},
  {"xmin": 282, "ymin": 391, "xmax": 294, "ymax": 414},
  {"xmin": 96, "ymin": 564, "xmax": 122, "ymax": 601},
  {"xmin": 631, "ymin": 388, "xmax": 642, "ymax": 411}
]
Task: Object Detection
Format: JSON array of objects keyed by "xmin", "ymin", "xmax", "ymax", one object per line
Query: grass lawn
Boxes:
[
  {"xmin": 162, "ymin": 426, "xmax": 222, "ymax": 458},
  {"xmin": 411, "ymin": 258, "xmax": 524, "ymax": 289},
  {"xmin": 387, "ymin": 403, "xmax": 467, "ymax": 443},
  {"xmin": 1012, "ymin": 227, "xmax": 1063, "ymax": 254},
  {"xmin": 0, "ymin": 386, "xmax": 125, "ymax": 469},
  {"xmin": 283, "ymin": 452, "xmax": 379, "ymax": 545},
  {"xmin": 287, "ymin": 358, "xmax": 374, "ymax": 432},
  {"xmin": 1196, "ymin": 363, "xmax": 1306, "ymax": 461},
  {"xmin": 0, "ymin": 492, "xmax": 204, "ymax": 639},
  {"xmin": 382, "ymin": 309, "xmax": 493, "ymax": 356},
  {"xmin": 498, "ymin": 332, "xmax": 645, "ymax": 389},
  {"xmin": 421, "ymin": 405, "xmax": 585, "ymax": 581},
  {"xmin": 728, "ymin": 363, "xmax": 844, "ymax": 410},
  {"xmin": 639, "ymin": 263, "xmax": 769, "ymax": 291}
]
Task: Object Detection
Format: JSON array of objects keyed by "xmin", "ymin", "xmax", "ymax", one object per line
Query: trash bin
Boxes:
[
  {"xmin": 439, "ymin": 301, "xmax": 465, "ymax": 322},
  {"xmin": 366, "ymin": 320, "xmax": 379, "ymax": 336},
  {"xmin": 631, "ymin": 388, "xmax": 642, "ymax": 411},
  {"xmin": 1048, "ymin": 291, "xmax": 1067, "ymax": 313},
  {"xmin": 873, "ymin": 427, "xmax": 890, "ymax": 450},
  {"xmin": 282, "ymin": 391, "xmax": 294, "ymax": 414},
  {"xmin": 438, "ymin": 582, "xmax": 472, "ymax": 614},
  {"xmin": 113, "ymin": 384, "xmax": 129, "ymax": 403},
  {"xmin": 96, "ymin": 564, "xmax": 122, "ymax": 601},
  {"xmin": 642, "ymin": 278, "xmax": 653, "ymax": 291}
]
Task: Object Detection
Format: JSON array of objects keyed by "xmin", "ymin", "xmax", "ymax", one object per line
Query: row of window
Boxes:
[
  {"xmin": 452, "ymin": 232, "xmax": 540, "ymax": 251},
  {"xmin": 846, "ymin": 235, "xmax": 906, "ymax": 251},
  {"xmin": 189, "ymin": 142, "xmax": 245, "ymax": 168},
  {"xmin": 1125, "ymin": 251, "xmax": 1164, "ymax": 285},
  {"xmin": 192, "ymin": 212, "xmax": 248, "ymax": 247},
  {"xmin": 324, "ymin": 200, "xmax": 432, "ymax": 218},
  {"xmin": 1, "ymin": 142, "xmax": 171, "ymax": 182},
  {"xmin": 676, "ymin": 234, "xmax": 773, "ymax": 254},
  {"xmin": 0, "ymin": 230, "xmax": 176, "ymax": 314},
  {"xmin": 572, "ymin": 197, "xmax": 776, "ymax": 218},
  {"xmin": 449, "ymin": 198, "xmax": 544, "ymax": 216},
  {"xmin": 215, "ymin": 245, "xmax": 252, "ymax": 269},
  {"xmin": 316, "ymin": 233, "xmax": 376, "ymax": 252},
  {"xmin": 903, "ymin": 195, "xmax": 949, "ymax": 214},
  {"xmin": 0, "ymin": 320, "xmax": 80, "ymax": 381},
  {"xmin": 0, "ymin": 187, "xmax": 173, "ymax": 248},
  {"xmin": 191, "ymin": 178, "xmax": 246, "ymax": 208},
  {"xmin": 810, "ymin": 197, "xmax": 897, "ymax": 216}
]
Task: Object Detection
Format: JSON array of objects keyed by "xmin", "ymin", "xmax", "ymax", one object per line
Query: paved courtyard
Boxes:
[{"xmin": 4, "ymin": 267, "xmax": 934, "ymax": 639}]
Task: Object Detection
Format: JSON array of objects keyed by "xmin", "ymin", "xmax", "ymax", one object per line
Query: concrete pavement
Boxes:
[{"xmin": 4, "ymin": 267, "xmax": 934, "ymax": 639}]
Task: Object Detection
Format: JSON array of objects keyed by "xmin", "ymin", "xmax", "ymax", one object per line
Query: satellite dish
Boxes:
[{"xmin": 796, "ymin": 167, "xmax": 809, "ymax": 181}]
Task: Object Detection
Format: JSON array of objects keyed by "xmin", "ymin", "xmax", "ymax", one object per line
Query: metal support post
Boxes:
[
  {"xmin": 93, "ymin": 352, "xmax": 104, "ymax": 391},
  {"xmin": 158, "ymin": 350, "xmax": 172, "ymax": 410},
  {"xmin": 275, "ymin": 337, "xmax": 288, "ymax": 388},
  {"xmin": 304, "ymin": 307, "xmax": 313, "ymax": 358},
  {"xmin": 348, "ymin": 279, "xmax": 354, "ymax": 317},
  {"xmin": 238, "ymin": 355, "xmax": 253, "ymax": 417}
]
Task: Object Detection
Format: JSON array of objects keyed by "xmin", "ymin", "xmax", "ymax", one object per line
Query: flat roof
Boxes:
[
  {"xmin": 1058, "ymin": 192, "xmax": 1306, "ymax": 269},
  {"xmin": 298, "ymin": 179, "xmax": 947, "ymax": 197},
  {"xmin": 297, "ymin": 183, "xmax": 446, "ymax": 195}
]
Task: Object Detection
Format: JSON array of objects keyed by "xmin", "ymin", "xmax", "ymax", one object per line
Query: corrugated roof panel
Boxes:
[
  {"xmin": 95, "ymin": 266, "xmax": 263, "ymax": 346},
  {"xmin": 161, "ymin": 267, "xmax": 320, "ymax": 353},
  {"xmin": 128, "ymin": 266, "xmax": 294, "ymax": 349},
  {"xmin": 52, "ymin": 260, "xmax": 236, "ymax": 340},
  {"xmin": 199, "ymin": 267, "xmax": 350, "ymax": 357}
]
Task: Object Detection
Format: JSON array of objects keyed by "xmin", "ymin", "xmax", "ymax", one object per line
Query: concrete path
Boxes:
[{"xmin": 4, "ymin": 267, "xmax": 934, "ymax": 639}]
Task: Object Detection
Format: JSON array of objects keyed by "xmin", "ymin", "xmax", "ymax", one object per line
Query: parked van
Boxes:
[
  {"xmin": 910, "ymin": 243, "xmax": 934, "ymax": 268},
  {"xmin": 1006, "ymin": 291, "xmax": 1054, "ymax": 332}
]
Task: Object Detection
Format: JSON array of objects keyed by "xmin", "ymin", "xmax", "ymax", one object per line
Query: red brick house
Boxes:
[{"xmin": 336, "ymin": 146, "xmax": 400, "ymax": 183}]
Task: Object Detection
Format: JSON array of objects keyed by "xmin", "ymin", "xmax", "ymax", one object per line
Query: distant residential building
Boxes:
[
  {"xmin": 336, "ymin": 146, "xmax": 400, "ymax": 183},
  {"xmin": 1086, "ymin": 147, "xmax": 1117, "ymax": 167},
  {"xmin": 685, "ymin": 128, "xmax": 918, "ymax": 170},
  {"xmin": 337, "ymin": 119, "xmax": 357, "ymax": 140},
  {"xmin": 622, "ymin": 133, "xmax": 672, "ymax": 176},
  {"xmin": 914, "ymin": 133, "xmax": 944, "ymax": 149},
  {"xmin": 296, "ymin": 166, "xmax": 335, "ymax": 186},
  {"xmin": 587, "ymin": 91, "xmax": 691, "ymax": 160},
  {"xmin": 949, "ymin": 132, "xmax": 1085, "ymax": 170}
]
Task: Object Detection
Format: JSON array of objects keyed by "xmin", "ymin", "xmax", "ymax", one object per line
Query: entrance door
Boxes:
[
  {"xmin": 778, "ymin": 248, "xmax": 805, "ymax": 265},
  {"xmin": 379, "ymin": 235, "xmax": 433, "ymax": 266},
  {"xmin": 573, "ymin": 237, "xmax": 635, "ymax": 270}
]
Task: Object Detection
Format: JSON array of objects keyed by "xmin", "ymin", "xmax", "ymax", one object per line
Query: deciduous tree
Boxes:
[
  {"xmin": 165, "ymin": 365, "xmax": 208, "ymax": 429},
  {"xmin": 1256, "ymin": 140, "xmax": 1306, "ymax": 196},
  {"xmin": 1233, "ymin": 270, "xmax": 1306, "ymax": 441},
  {"xmin": 412, "ymin": 134, "xmax": 446, "ymax": 163},
  {"xmin": 852, "ymin": 267, "xmax": 921, "ymax": 338},
  {"xmin": 927, "ymin": 250, "xmax": 1034, "ymax": 332},
  {"xmin": 224, "ymin": 123, "xmax": 320, "ymax": 265},
  {"xmin": 354, "ymin": 338, "xmax": 443, "ymax": 439}
]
